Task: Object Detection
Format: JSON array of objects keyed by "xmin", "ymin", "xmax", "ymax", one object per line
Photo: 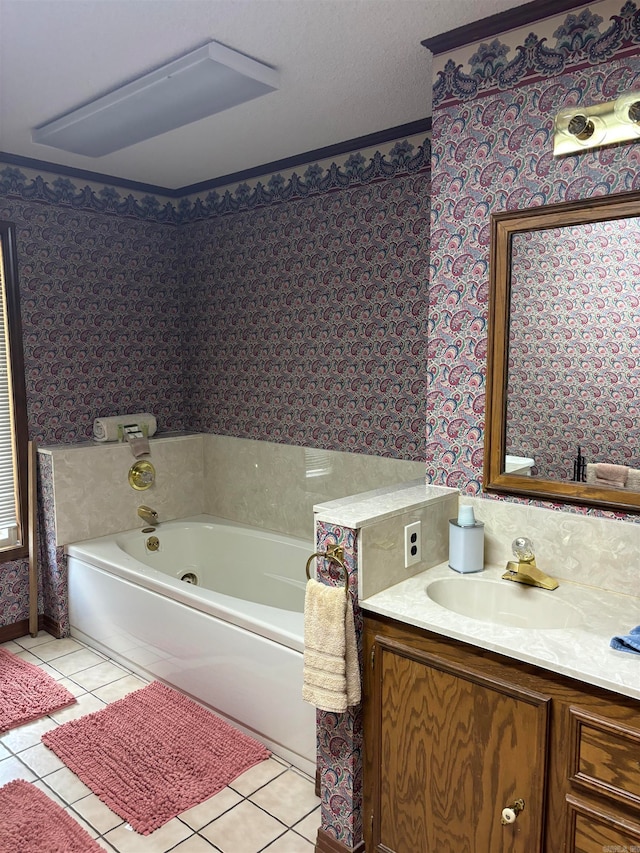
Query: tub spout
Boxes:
[{"xmin": 138, "ymin": 505, "xmax": 159, "ymax": 526}]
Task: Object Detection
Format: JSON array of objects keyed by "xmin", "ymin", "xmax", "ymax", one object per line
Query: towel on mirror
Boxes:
[
  {"xmin": 594, "ymin": 462, "xmax": 628, "ymax": 489},
  {"xmin": 610, "ymin": 626, "xmax": 640, "ymax": 655},
  {"xmin": 302, "ymin": 578, "xmax": 361, "ymax": 713},
  {"xmin": 626, "ymin": 468, "xmax": 640, "ymax": 491}
]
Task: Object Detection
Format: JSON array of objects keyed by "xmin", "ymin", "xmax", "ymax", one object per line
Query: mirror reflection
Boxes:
[
  {"xmin": 506, "ymin": 218, "xmax": 640, "ymax": 492},
  {"xmin": 485, "ymin": 191, "xmax": 640, "ymax": 513}
]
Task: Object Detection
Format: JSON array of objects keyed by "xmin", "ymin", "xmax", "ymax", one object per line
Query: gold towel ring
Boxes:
[{"xmin": 305, "ymin": 544, "xmax": 349, "ymax": 598}]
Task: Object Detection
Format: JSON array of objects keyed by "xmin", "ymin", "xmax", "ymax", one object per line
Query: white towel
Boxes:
[
  {"xmin": 93, "ymin": 413, "xmax": 157, "ymax": 442},
  {"xmin": 302, "ymin": 579, "xmax": 361, "ymax": 713}
]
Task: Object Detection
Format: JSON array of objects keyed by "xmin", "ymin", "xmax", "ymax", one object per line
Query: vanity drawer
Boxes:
[
  {"xmin": 566, "ymin": 795, "xmax": 640, "ymax": 853},
  {"xmin": 569, "ymin": 707, "xmax": 640, "ymax": 810}
]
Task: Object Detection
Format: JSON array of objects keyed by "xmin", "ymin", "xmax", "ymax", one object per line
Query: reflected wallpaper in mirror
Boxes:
[{"xmin": 506, "ymin": 217, "xmax": 640, "ymax": 489}]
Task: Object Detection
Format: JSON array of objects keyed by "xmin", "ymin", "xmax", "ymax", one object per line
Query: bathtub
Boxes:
[{"xmin": 66, "ymin": 515, "xmax": 317, "ymax": 774}]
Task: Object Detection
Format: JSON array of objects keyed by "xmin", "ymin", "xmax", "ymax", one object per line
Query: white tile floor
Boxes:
[{"xmin": 0, "ymin": 632, "xmax": 320, "ymax": 852}]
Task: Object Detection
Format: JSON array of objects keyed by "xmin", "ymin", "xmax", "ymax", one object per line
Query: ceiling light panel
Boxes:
[{"xmin": 32, "ymin": 42, "xmax": 279, "ymax": 157}]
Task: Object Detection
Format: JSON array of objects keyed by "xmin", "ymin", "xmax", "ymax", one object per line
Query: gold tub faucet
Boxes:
[
  {"xmin": 502, "ymin": 537, "xmax": 558, "ymax": 590},
  {"xmin": 137, "ymin": 505, "xmax": 159, "ymax": 526}
]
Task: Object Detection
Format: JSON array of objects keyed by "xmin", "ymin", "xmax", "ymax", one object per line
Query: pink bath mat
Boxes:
[
  {"xmin": 0, "ymin": 647, "xmax": 76, "ymax": 733},
  {"xmin": 0, "ymin": 779, "xmax": 102, "ymax": 852},
  {"xmin": 42, "ymin": 680, "xmax": 271, "ymax": 835}
]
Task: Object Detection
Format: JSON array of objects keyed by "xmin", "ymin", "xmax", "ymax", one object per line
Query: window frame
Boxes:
[{"xmin": 0, "ymin": 220, "xmax": 29, "ymax": 565}]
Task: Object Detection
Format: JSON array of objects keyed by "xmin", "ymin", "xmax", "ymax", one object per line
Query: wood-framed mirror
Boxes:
[{"xmin": 484, "ymin": 191, "xmax": 640, "ymax": 513}]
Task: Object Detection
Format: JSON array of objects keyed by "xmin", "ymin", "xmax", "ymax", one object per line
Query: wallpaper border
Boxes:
[
  {"xmin": 0, "ymin": 135, "xmax": 431, "ymax": 226},
  {"xmin": 432, "ymin": 0, "xmax": 640, "ymax": 107}
]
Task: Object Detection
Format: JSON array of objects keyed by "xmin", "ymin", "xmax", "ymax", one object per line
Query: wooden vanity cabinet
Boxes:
[{"xmin": 363, "ymin": 614, "xmax": 640, "ymax": 853}]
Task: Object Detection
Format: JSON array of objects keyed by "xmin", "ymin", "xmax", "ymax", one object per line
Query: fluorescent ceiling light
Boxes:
[{"xmin": 32, "ymin": 42, "xmax": 279, "ymax": 157}]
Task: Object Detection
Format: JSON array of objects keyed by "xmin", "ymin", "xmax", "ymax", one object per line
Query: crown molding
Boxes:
[{"xmin": 422, "ymin": 0, "xmax": 592, "ymax": 55}]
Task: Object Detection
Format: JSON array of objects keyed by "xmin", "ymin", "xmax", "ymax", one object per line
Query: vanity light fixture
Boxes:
[
  {"xmin": 553, "ymin": 91, "xmax": 640, "ymax": 156},
  {"xmin": 32, "ymin": 41, "xmax": 279, "ymax": 157}
]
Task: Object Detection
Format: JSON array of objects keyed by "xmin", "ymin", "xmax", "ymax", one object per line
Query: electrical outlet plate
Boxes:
[{"xmin": 404, "ymin": 520, "xmax": 421, "ymax": 568}]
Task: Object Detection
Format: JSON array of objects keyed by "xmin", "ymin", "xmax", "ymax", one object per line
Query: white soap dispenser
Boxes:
[{"xmin": 448, "ymin": 505, "xmax": 484, "ymax": 574}]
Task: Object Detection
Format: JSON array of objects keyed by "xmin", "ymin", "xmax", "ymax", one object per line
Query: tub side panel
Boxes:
[{"xmin": 67, "ymin": 557, "xmax": 316, "ymax": 771}]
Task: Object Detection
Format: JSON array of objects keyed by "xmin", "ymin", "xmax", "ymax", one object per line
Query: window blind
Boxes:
[{"xmin": 0, "ymin": 249, "xmax": 19, "ymax": 541}]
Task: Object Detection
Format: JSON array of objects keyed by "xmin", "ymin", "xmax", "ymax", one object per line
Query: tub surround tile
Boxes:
[
  {"xmin": 204, "ymin": 434, "xmax": 425, "ymax": 539},
  {"xmin": 42, "ymin": 435, "xmax": 205, "ymax": 546}
]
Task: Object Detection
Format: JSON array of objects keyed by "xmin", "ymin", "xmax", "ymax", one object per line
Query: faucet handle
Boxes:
[{"xmin": 512, "ymin": 537, "xmax": 535, "ymax": 562}]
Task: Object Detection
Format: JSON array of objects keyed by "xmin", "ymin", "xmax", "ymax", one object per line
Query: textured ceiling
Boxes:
[{"xmin": 0, "ymin": 0, "xmax": 531, "ymax": 189}]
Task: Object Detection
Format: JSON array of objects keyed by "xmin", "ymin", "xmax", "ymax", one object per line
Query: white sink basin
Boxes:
[{"xmin": 426, "ymin": 576, "xmax": 584, "ymax": 629}]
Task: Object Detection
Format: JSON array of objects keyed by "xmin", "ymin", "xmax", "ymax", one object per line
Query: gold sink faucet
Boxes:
[
  {"xmin": 137, "ymin": 505, "xmax": 159, "ymax": 526},
  {"xmin": 502, "ymin": 537, "xmax": 558, "ymax": 590}
]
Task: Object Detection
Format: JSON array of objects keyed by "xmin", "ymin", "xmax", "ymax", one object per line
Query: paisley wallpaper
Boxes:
[
  {"xmin": 507, "ymin": 219, "xmax": 640, "ymax": 480},
  {"xmin": 428, "ymin": 21, "xmax": 640, "ymax": 498},
  {"xmin": 0, "ymin": 200, "xmax": 186, "ymax": 446},
  {"xmin": 181, "ymin": 172, "xmax": 430, "ymax": 459},
  {"xmin": 0, "ymin": 136, "xmax": 430, "ymax": 630}
]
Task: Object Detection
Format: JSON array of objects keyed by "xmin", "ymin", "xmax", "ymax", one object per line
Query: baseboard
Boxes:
[
  {"xmin": 315, "ymin": 828, "xmax": 366, "ymax": 853},
  {"xmin": 0, "ymin": 614, "xmax": 63, "ymax": 643},
  {"xmin": 41, "ymin": 614, "xmax": 63, "ymax": 638}
]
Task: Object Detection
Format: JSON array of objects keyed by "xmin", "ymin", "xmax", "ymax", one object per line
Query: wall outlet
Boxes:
[{"xmin": 404, "ymin": 520, "xmax": 421, "ymax": 568}]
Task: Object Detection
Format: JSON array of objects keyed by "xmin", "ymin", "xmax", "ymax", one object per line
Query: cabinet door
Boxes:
[{"xmin": 369, "ymin": 636, "xmax": 550, "ymax": 853}]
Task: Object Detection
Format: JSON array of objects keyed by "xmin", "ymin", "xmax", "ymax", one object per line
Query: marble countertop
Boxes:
[
  {"xmin": 360, "ymin": 563, "xmax": 640, "ymax": 701},
  {"xmin": 314, "ymin": 480, "xmax": 457, "ymax": 528}
]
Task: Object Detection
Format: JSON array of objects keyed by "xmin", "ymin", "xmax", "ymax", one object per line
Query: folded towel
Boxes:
[
  {"xmin": 302, "ymin": 579, "xmax": 360, "ymax": 713},
  {"xmin": 610, "ymin": 626, "xmax": 640, "ymax": 655},
  {"xmin": 595, "ymin": 463, "xmax": 628, "ymax": 488},
  {"xmin": 627, "ymin": 468, "xmax": 640, "ymax": 491},
  {"xmin": 93, "ymin": 413, "xmax": 157, "ymax": 442}
]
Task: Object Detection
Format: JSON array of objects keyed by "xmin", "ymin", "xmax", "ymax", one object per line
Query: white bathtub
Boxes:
[{"xmin": 66, "ymin": 515, "xmax": 317, "ymax": 774}]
